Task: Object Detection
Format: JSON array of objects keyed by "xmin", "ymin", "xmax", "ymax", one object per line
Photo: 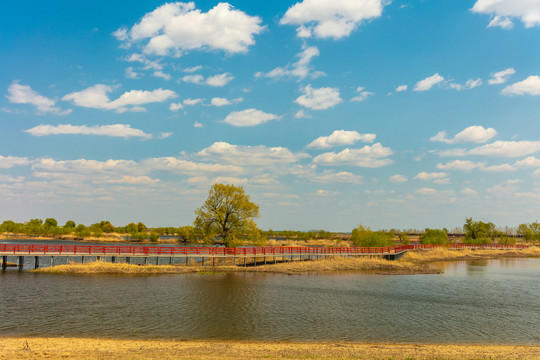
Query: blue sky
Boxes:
[{"xmin": 1, "ymin": 0, "xmax": 540, "ymax": 231}]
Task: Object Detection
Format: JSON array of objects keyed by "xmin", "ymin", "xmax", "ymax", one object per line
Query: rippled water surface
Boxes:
[{"xmin": 1, "ymin": 257, "xmax": 539, "ymax": 344}]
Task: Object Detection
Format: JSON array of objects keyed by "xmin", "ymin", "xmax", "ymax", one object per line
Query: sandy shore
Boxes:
[{"xmin": 1, "ymin": 337, "xmax": 539, "ymax": 360}]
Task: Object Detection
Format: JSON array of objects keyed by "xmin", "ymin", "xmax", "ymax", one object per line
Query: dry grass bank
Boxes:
[
  {"xmin": 402, "ymin": 246, "xmax": 540, "ymax": 263},
  {"xmin": 1, "ymin": 337, "xmax": 539, "ymax": 360}
]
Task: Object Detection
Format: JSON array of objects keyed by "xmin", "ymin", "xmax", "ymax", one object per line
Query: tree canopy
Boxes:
[{"xmin": 193, "ymin": 183, "xmax": 261, "ymax": 247}]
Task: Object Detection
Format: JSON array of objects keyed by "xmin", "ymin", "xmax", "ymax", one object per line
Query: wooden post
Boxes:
[
  {"xmin": 233, "ymin": 257, "xmax": 236, "ymax": 266},
  {"xmin": 111, "ymin": 256, "xmax": 116, "ymax": 264},
  {"xmin": 244, "ymin": 256, "xmax": 247, "ymax": 267},
  {"xmin": 97, "ymin": 256, "xmax": 101, "ymax": 262},
  {"xmin": 2, "ymin": 256, "xmax": 7, "ymax": 270},
  {"xmin": 144, "ymin": 257, "xmax": 148, "ymax": 265},
  {"xmin": 156, "ymin": 257, "xmax": 159, "ymax": 265},
  {"xmin": 254, "ymin": 257, "xmax": 257, "ymax": 266},
  {"xmin": 18, "ymin": 256, "xmax": 24, "ymax": 270},
  {"xmin": 34, "ymin": 256, "xmax": 39, "ymax": 269},
  {"xmin": 81, "ymin": 256, "xmax": 85, "ymax": 264},
  {"xmin": 50, "ymin": 257, "xmax": 54, "ymax": 267},
  {"xmin": 125, "ymin": 257, "xmax": 130, "ymax": 264},
  {"xmin": 185, "ymin": 257, "xmax": 188, "ymax": 266},
  {"xmin": 264, "ymin": 256, "xmax": 267, "ymax": 265},
  {"xmin": 213, "ymin": 257, "xmax": 215, "ymax": 267},
  {"xmin": 169, "ymin": 257, "xmax": 172, "ymax": 265},
  {"xmin": 222, "ymin": 257, "xmax": 225, "ymax": 266}
]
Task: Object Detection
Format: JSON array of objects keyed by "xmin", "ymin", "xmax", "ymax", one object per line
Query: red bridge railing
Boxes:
[{"xmin": 0, "ymin": 243, "xmax": 529, "ymax": 256}]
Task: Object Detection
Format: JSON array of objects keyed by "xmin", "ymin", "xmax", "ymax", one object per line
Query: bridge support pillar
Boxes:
[
  {"xmin": 233, "ymin": 257, "xmax": 236, "ymax": 266},
  {"xmin": 264, "ymin": 256, "xmax": 266, "ymax": 265},
  {"xmin": 50, "ymin": 257, "xmax": 54, "ymax": 267},
  {"xmin": 81, "ymin": 256, "xmax": 85, "ymax": 264},
  {"xmin": 97, "ymin": 256, "xmax": 101, "ymax": 262},
  {"xmin": 169, "ymin": 257, "xmax": 172, "ymax": 265},
  {"xmin": 212, "ymin": 257, "xmax": 215, "ymax": 267},
  {"xmin": 125, "ymin": 257, "xmax": 130, "ymax": 264},
  {"xmin": 223, "ymin": 257, "xmax": 225, "ymax": 266},
  {"xmin": 156, "ymin": 257, "xmax": 159, "ymax": 265},
  {"xmin": 111, "ymin": 256, "xmax": 116, "ymax": 264},
  {"xmin": 34, "ymin": 256, "xmax": 39, "ymax": 269},
  {"xmin": 1, "ymin": 256, "xmax": 7, "ymax": 270},
  {"xmin": 244, "ymin": 257, "xmax": 247, "ymax": 267},
  {"xmin": 144, "ymin": 257, "xmax": 148, "ymax": 265},
  {"xmin": 254, "ymin": 257, "xmax": 257, "ymax": 266},
  {"xmin": 18, "ymin": 256, "xmax": 24, "ymax": 270}
]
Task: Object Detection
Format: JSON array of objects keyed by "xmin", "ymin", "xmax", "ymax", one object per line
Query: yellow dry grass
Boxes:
[
  {"xmin": 0, "ymin": 337, "xmax": 539, "ymax": 360},
  {"xmin": 402, "ymin": 246, "xmax": 540, "ymax": 263}
]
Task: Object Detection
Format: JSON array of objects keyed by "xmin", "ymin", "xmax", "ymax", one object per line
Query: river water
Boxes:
[{"xmin": 0, "ymin": 242, "xmax": 539, "ymax": 344}]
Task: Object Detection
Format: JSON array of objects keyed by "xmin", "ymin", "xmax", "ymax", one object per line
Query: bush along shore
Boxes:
[{"xmin": 32, "ymin": 246, "xmax": 540, "ymax": 275}]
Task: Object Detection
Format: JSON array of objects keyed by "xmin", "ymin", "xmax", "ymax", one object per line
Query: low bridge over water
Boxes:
[{"xmin": 0, "ymin": 243, "xmax": 528, "ymax": 270}]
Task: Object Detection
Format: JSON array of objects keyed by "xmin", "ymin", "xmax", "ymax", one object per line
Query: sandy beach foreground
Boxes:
[{"xmin": 1, "ymin": 337, "xmax": 539, "ymax": 360}]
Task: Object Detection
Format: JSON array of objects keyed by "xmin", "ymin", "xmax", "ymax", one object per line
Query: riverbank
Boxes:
[
  {"xmin": 31, "ymin": 247, "xmax": 540, "ymax": 275},
  {"xmin": 1, "ymin": 337, "xmax": 539, "ymax": 359}
]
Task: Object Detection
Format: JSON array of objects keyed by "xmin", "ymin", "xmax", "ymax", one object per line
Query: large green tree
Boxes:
[{"xmin": 193, "ymin": 183, "xmax": 261, "ymax": 247}]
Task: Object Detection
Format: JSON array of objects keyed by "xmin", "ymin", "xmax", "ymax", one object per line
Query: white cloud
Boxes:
[
  {"xmin": 471, "ymin": 0, "xmax": 540, "ymax": 28},
  {"xmin": 182, "ymin": 74, "xmax": 204, "ymax": 84},
  {"xmin": 449, "ymin": 78, "xmax": 482, "ymax": 91},
  {"xmin": 307, "ymin": 130, "xmax": 375, "ymax": 149},
  {"xmin": 313, "ymin": 189, "xmax": 339, "ymax": 197},
  {"xmin": 433, "ymin": 178, "xmax": 450, "ymax": 185},
  {"xmin": 389, "ymin": 174, "xmax": 407, "ymax": 183},
  {"xmin": 211, "ymin": 176, "xmax": 249, "ymax": 185},
  {"xmin": 153, "ymin": 71, "xmax": 171, "ymax": 80},
  {"xmin": 488, "ymin": 68, "xmax": 515, "ymax": 84},
  {"xmin": 25, "ymin": 124, "xmax": 152, "ymax": 139},
  {"xmin": 294, "ymin": 109, "xmax": 311, "ymax": 119},
  {"xmin": 169, "ymin": 102, "xmax": 183, "ymax": 111},
  {"xmin": 430, "ymin": 125, "xmax": 497, "ymax": 144},
  {"xmin": 125, "ymin": 67, "xmax": 140, "ymax": 79},
  {"xmin": 501, "ymin": 76, "xmax": 540, "ymax": 96},
  {"xmin": 487, "ymin": 16, "xmax": 514, "ymax": 29},
  {"xmin": 0, "ymin": 155, "xmax": 30, "ymax": 169},
  {"xmin": 125, "ymin": 53, "xmax": 164, "ymax": 71},
  {"xmin": 436, "ymin": 160, "xmax": 486, "ymax": 171},
  {"xmin": 142, "ymin": 157, "xmax": 243, "ymax": 175},
  {"xmin": 414, "ymin": 73, "xmax": 444, "ymax": 92},
  {"xmin": 468, "ymin": 140, "xmax": 540, "ymax": 157},
  {"xmin": 290, "ymin": 165, "xmax": 363, "ymax": 184},
  {"xmin": 415, "ymin": 188, "xmax": 437, "ymax": 195},
  {"xmin": 193, "ymin": 122, "xmax": 203, "ymax": 128},
  {"xmin": 99, "ymin": 175, "xmax": 160, "ymax": 185},
  {"xmin": 206, "ymin": 73, "xmax": 234, "ymax": 87},
  {"xmin": 295, "ymin": 85, "xmax": 342, "ymax": 110},
  {"xmin": 7, "ymin": 82, "xmax": 71, "ymax": 115},
  {"xmin": 280, "ymin": 0, "xmax": 387, "ymax": 39},
  {"xmin": 396, "ymin": 85, "xmax": 407, "ymax": 92},
  {"xmin": 0, "ymin": 175, "xmax": 25, "ymax": 183},
  {"xmin": 313, "ymin": 143, "xmax": 393, "ymax": 167},
  {"xmin": 183, "ymin": 65, "xmax": 202, "ymax": 73},
  {"xmin": 351, "ymin": 87, "xmax": 374, "ymax": 102},
  {"xmin": 33, "ymin": 158, "xmax": 138, "ymax": 174},
  {"xmin": 210, "ymin": 97, "xmax": 231, "ymax": 106},
  {"xmin": 460, "ymin": 188, "xmax": 478, "ymax": 196},
  {"xmin": 481, "ymin": 164, "xmax": 517, "ymax": 172},
  {"xmin": 256, "ymin": 46, "xmax": 324, "ymax": 80},
  {"xmin": 437, "ymin": 148, "xmax": 468, "ymax": 157},
  {"xmin": 414, "ymin": 172, "xmax": 448, "ymax": 180},
  {"xmin": 115, "ymin": 2, "xmax": 264, "ymax": 56},
  {"xmin": 533, "ymin": 169, "xmax": 540, "ymax": 179},
  {"xmin": 197, "ymin": 142, "xmax": 309, "ymax": 168},
  {"xmin": 183, "ymin": 98, "xmax": 204, "ymax": 106},
  {"xmin": 182, "ymin": 72, "xmax": 234, "ymax": 87},
  {"xmin": 514, "ymin": 156, "xmax": 540, "ymax": 168},
  {"xmin": 62, "ymin": 85, "xmax": 177, "ymax": 112},
  {"xmin": 223, "ymin": 109, "xmax": 281, "ymax": 127}
]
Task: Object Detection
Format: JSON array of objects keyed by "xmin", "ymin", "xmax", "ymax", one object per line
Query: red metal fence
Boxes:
[{"xmin": 0, "ymin": 243, "xmax": 529, "ymax": 256}]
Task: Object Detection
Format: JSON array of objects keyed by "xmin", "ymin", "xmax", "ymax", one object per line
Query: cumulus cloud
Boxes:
[
  {"xmin": 415, "ymin": 187, "xmax": 437, "ymax": 195},
  {"xmin": 471, "ymin": 0, "xmax": 540, "ymax": 29},
  {"xmin": 295, "ymin": 85, "xmax": 342, "ymax": 110},
  {"xmin": 430, "ymin": 125, "xmax": 497, "ymax": 144},
  {"xmin": 0, "ymin": 155, "xmax": 30, "ymax": 169},
  {"xmin": 25, "ymin": 124, "xmax": 153, "ymax": 139},
  {"xmin": 414, "ymin": 172, "xmax": 448, "ymax": 180},
  {"xmin": 290, "ymin": 165, "xmax": 363, "ymax": 184},
  {"xmin": 141, "ymin": 157, "xmax": 242, "ymax": 175},
  {"xmin": 182, "ymin": 72, "xmax": 234, "ymax": 87},
  {"xmin": 209, "ymin": 97, "xmax": 231, "ymax": 106},
  {"xmin": 449, "ymin": 78, "xmax": 482, "ymax": 91},
  {"xmin": 294, "ymin": 109, "xmax": 311, "ymax": 119},
  {"xmin": 461, "ymin": 188, "xmax": 478, "ymax": 196},
  {"xmin": 7, "ymin": 82, "xmax": 71, "ymax": 115},
  {"xmin": 414, "ymin": 73, "xmax": 444, "ymax": 92},
  {"xmin": 307, "ymin": 130, "xmax": 375, "ymax": 149},
  {"xmin": 468, "ymin": 140, "xmax": 540, "ymax": 157},
  {"xmin": 488, "ymin": 68, "xmax": 515, "ymax": 84},
  {"xmin": 501, "ymin": 75, "xmax": 540, "ymax": 96},
  {"xmin": 223, "ymin": 109, "xmax": 281, "ymax": 127},
  {"xmin": 98, "ymin": 175, "xmax": 161, "ymax": 185},
  {"xmin": 395, "ymin": 85, "xmax": 407, "ymax": 92},
  {"xmin": 169, "ymin": 102, "xmax": 183, "ymax": 111},
  {"xmin": 197, "ymin": 142, "xmax": 309, "ymax": 168},
  {"xmin": 351, "ymin": 87, "xmax": 374, "ymax": 102},
  {"xmin": 183, "ymin": 98, "xmax": 204, "ymax": 106},
  {"xmin": 389, "ymin": 174, "xmax": 407, "ymax": 183},
  {"xmin": 313, "ymin": 143, "xmax": 393, "ymax": 167},
  {"xmin": 62, "ymin": 85, "xmax": 177, "ymax": 112},
  {"xmin": 114, "ymin": 2, "xmax": 264, "ymax": 56},
  {"xmin": 481, "ymin": 164, "xmax": 517, "ymax": 172},
  {"xmin": 514, "ymin": 156, "xmax": 540, "ymax": 168},
  {"xmin": 436, "ymin": 160, "xmax": 486, "ymax": 171},
  {"xmin": 280, "ymin": 0, "xmax": 387, "ymax": 39},
  {"xmin": 256, "ymin": 46, "xmax": 324, "ymax": 81}
]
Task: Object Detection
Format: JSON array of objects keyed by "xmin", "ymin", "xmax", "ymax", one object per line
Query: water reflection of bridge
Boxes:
[{"xmin": 0, "ymin": 243, "xmax": 528, "ymax": 270}]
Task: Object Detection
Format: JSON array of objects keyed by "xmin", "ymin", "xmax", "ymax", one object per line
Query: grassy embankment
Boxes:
[
  {"xmin": 1, "ymin": 337, "xmax": 539, "ymax": 360},
  {"xmin": 33, "ymin": 246, "xmax": 540, "ymax": 275}
]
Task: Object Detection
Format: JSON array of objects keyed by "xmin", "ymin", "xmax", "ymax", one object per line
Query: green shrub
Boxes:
[
  {"xmin": 420, "ymin": 228, "xmax": 447, "ymax": 244},
  {"xmin": 351, "ymin": 225, "xmax": 394, "ymax": 247}
]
